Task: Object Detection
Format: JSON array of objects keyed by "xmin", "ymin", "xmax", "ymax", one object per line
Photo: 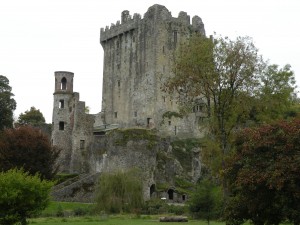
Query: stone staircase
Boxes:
[{"xmin": 51, "ymin": 173, "xmax": 100, "ymax": 203}]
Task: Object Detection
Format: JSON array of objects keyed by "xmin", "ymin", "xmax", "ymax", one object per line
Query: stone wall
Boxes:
[{"xmin": 100, "ymin": 4, "xmax": 206, "ymax": 138}]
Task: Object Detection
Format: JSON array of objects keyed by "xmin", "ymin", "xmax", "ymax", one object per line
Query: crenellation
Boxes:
[
  {"xmin": 52, "ymin": 4, "xmax": 206, "ymax": 198},
  {"xmin": 178, "ymin": 11, "xmax": 190, "ymax": 25},
  {"xmin": 192, "ymin": 16, "xmax": 205, "ymax": 35}
]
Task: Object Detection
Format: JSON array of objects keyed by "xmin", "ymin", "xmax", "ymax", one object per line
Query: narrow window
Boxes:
[
  {"xmin": 59, "ymin": 121, "xmax": 64, "ymax": 130},
  {"xmin": 114, "ymin": 112, "xmax": 118, "ymax": 118},
  {"xmin": 147, "ymin": 118, "xmax": 151, "ymax": 126},
  {"xmin": 118, "ymin": 80, "xmax": 121, "ymax": 87},
  {"xmin": 162, "ymin": 46, "xmax": 165, "ymax": 54},
  {"xmin": 80, "ymin": 140, "xmax": 85, "ymax": 149},
  {"xmin": 59, "ymin": 100, "xmax": 64, "ymax": 109},
  {"xmin": 61, "ymin": 77, "xmax": 67, "ymax": 90},
  {"xmin": 173, "ymin": 31, "xmax": 177, "ymax": 46},
  {"xmin": 134, "ymin": 111, "xmax": 137, "ymax": 117},
  {"xmin": 174, "ymin": 126, "xmax": 177, "ymax": 135},
  {"xmin": 182, "ymin": 195, "xmax": 186, "ymax": 201},
  {"xmin": 168, "ymin": 121, "xmax": 171, "ymax": 126},
  {"xmin": 163, "ymin": 96, "xmax": 166, "ymax": 102}
]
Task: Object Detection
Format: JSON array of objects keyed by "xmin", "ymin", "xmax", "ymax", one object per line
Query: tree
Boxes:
[
  {"xmin": 224, "ymin": 119, "xmax": 300, "ymax": 225},
  {"xmin": 189, "ymin": 179, "xmax": 222, "ymax": 225},
  {"xmin": 253, "ymin": 64, "xmax": 298, "ymax": 122},
  {"xmin": 166, "ymin": 34, "xmax": 263, "ymax": 177},
  {"xmin": 0, "ymin": 126, "xmax": 60, "ymax": 180},
  {"xmin": 95, "ymin": 169, "xmax": 144, "ymax": 214},
  {"xmin": 0, "ymin": 168, "xmax": 53, "ymax": 225},
  {"xmin": 0, "ymin": 75, "xmax": 16, "ymax": 130},
  {"xmin": 17, "ymin": 106, "xmax": 45, "ymax": 126}
]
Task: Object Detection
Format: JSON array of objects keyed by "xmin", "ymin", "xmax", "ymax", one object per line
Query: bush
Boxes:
[
  {"xmin": 0, "ymin": 168, "xmax": 53, "ymax": 225},
  {"xmin": 95, "ymin": 169, "xmax": 144, "ymax": 214}
]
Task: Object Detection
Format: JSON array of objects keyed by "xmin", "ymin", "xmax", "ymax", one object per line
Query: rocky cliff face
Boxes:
[{"xmin": 53, "ymin": 128, "xmax": 202, "ymax": 202}]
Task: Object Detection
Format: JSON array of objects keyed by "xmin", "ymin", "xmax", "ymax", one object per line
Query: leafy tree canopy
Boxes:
[
  {"xmin": 0, "ymin": 126, "xmax": 60, "ymax": 180},
  {"xmin": 165, "ymin": 34, "xmax": 297, "ymax": 177},
  {"xmin": 0, "ymin": 168, "xmax": 53, "ymax": 225},
  {"xmin": 0, "ymin": 75, "xmax": 16, "ymax": 130},
  {"xmin": 18, "ymin": 106, "xmax": 46, "ymax": 126},
  {"xmin": 224, "ymin": 119, "xmax": 300, "ymax": 225}
]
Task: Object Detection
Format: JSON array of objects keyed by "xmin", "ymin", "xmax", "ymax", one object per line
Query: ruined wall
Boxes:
[{"xmin": 100, "ymin": 4, "xmax": 206, "ymax": 138}]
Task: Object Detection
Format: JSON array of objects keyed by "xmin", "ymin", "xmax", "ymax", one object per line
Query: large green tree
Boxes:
[
  {"xmin": 0, "ymin": 75, "xmax": 16, "ymax": 130},
  {"xmin": 166, "ymin": 35, "xmax": 263, "ymax": 175},
  {"xmin": 0, "ymin": 168, "xmax": 53, "ymax": 225},
  {"xmin": 189, "ymin": 179, "xmax": 222, "ymax": 225},
  {"xmin": 165, "ymin": 34, "xmax": 297, "ymax": 177},
  {"xmin": 224, "ymin": 119, "xmax": 300, "ymax": 225},
  {"xmin": 18, "ymin": 106, "xmax": 45, "ymax": 126},
  {"xmin": 0, "ymin": 126, "xmax": 60, "ymax": 180}
]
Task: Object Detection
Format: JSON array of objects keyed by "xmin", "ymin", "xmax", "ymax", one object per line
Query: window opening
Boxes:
[
  {"xmin": 59, "ymin": 100, "xmax": 64, "ymax": 109},
  {"xmin": 182, "ymin": 194, "xmax": 186, "ymax": 201},
  {"xmin": 173, "ymin": 31, "xmax": 177, "ymax": 46},
  {"xmin": 168, "ymin": 121, "xmax": 171, "ymax": 126},
  {"xmin": 114, "ymin": 112, "xmax": 118, "ymax": 118},
  {"xmin": 147, "ymin": 118, "xmax": 151, "ymax": 126},
  {"xmin": 80, "ymin": 140, "xmax": 85, "ymax": 149},
  {"xmin": 61, "ymin": 77, "xmax": 67, "ymax": 90},
  {"xmin": 59, "ymin": 121, "xmax": 65, "ymax": 130},
  {"xmin": 168, "ymin": 189, "xmax": 174, "ymax": 200},
  {"xmin": 134, "ymin": 111, "xmax": 137, "ymax": 117},
  {"xmin": 150, "ymin": 184, "xmax": 156, "ymax": 197},
  {"xmin": 174, "ymin": 126, "xmax": 177, "ymax": 135}
]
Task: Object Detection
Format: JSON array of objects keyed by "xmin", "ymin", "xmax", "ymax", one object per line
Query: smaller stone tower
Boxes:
[{"xmin": 52, "ymin": 71, "xmax": 74, "ymax": 172}]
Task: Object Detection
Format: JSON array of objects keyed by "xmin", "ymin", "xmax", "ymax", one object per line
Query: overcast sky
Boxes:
[{"xmin": 1, "ymin": 0, "xmax": 299, "ymax": 123}]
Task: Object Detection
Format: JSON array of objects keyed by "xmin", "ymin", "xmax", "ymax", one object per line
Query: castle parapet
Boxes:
[{"xmin": 100, "ymin": 11, "xmax": 141, "ymax": 43}]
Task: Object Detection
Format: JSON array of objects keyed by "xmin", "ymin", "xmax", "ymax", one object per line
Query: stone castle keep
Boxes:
[{"xmin": 52, "ymin": 5, "xmax": 206, "ymax": 201}]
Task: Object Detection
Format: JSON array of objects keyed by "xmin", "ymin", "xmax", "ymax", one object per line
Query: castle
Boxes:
[{"xmin": 51, "ymin": 5, "xmax": 205, "ymax": 201}]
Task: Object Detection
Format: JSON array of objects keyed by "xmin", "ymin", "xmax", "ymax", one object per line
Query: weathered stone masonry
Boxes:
[{"xmin": 52, "ymin": 4, "xmax": 206, "ymax": 201}]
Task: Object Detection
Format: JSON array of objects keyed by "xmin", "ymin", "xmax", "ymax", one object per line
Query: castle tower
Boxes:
[
  {"xmin": 52, "ymin": 71, "xmax": 74, "ymax": 172},
  {"xmin": 100, "ymin": 4, "xmax": 205, "ymax": 138}
]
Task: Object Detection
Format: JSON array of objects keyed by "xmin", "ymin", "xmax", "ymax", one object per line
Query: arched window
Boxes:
[{"xmin": 61, "ymin": 77, "xmax": 67, "ymax": 90}]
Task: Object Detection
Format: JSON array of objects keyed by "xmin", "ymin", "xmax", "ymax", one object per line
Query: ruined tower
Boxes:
[
  {"xmin": 52, "ymin": 71, "xmax": 74, "ymax": 172},
  {"xmin": 100, "ymin": 4, "xmax": 205, "ymax": 138},
  {"xmin": 52, "ymin": 71, "xmax": 95, "ymax": 173}
]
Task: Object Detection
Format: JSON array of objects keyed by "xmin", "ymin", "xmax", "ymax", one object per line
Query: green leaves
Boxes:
[
  {"xmin": 0, "ymin": 75, "xmax": 16, "ymax": 130},
  {"xmin": 224, "ymin": 119, "xmax": 300, "ymax": 224},
  {"xmin": 95, "ymin": 169, "xmax": 144, "ymax": 214},
  {"xmin": 0, "ymin": 168, "xmax": 53, "ymax": 225},
  {"xmin": 18, "ymin": 106, "xmax": 46, "ymax": 126}
]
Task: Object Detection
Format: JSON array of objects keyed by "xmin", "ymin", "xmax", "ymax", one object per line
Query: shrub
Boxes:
[{"xmin": 0, "ymin": 168, "xmax": 53, "ymax": 225}]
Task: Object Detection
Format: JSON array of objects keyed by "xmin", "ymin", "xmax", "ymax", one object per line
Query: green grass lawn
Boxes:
[{"xmin": 29, "ymin": 216, "xmax": 225, "ymax": 225}]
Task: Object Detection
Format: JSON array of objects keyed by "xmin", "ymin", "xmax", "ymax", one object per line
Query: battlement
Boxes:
[{"xmin": 100, "ymin": 4, "xmax": 205, "ymax": 43}]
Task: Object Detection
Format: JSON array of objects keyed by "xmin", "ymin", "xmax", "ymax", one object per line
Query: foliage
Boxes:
[
  {"xmin": 95, "ymin": 169, "xmax": 144, "ymax": 214},
  {"xmin": 0, "ymin": 75, "xmax": 16, "ymax": 130},
  {"xmin": 166, "ymin": 34, "xmax": 263, "ymax": 175},
  {"xmin": 0, "ymin": 126, "xmax": 60, "ymax": 180},
  {"xmin": 224, "ymin": 119, "xmax": 300, "ymax": 225},
  {"xmin": 171, "ymin": 138, "xmax": 202, "ymax": 172},
  {"xmin": 188, "ymin": 179, "xmax": 222, "ymax": 225},
  {"xmin": 0, "ymin": 168, "xmax": 53, "ymax": 225},
  {"xmin": 252, "ymin": 64, "xmax": 298, "ymax": 122},
  {"xmin": 113, "ymin": 128, "xmax": 158, "ymax": 149},
  {"xmin": 40, "ymin": 201, "xmax": 95, "ymax": 217},
  {"xmin": 18, "ymin": 106, "xmax": 46, "ymax": 126}
]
